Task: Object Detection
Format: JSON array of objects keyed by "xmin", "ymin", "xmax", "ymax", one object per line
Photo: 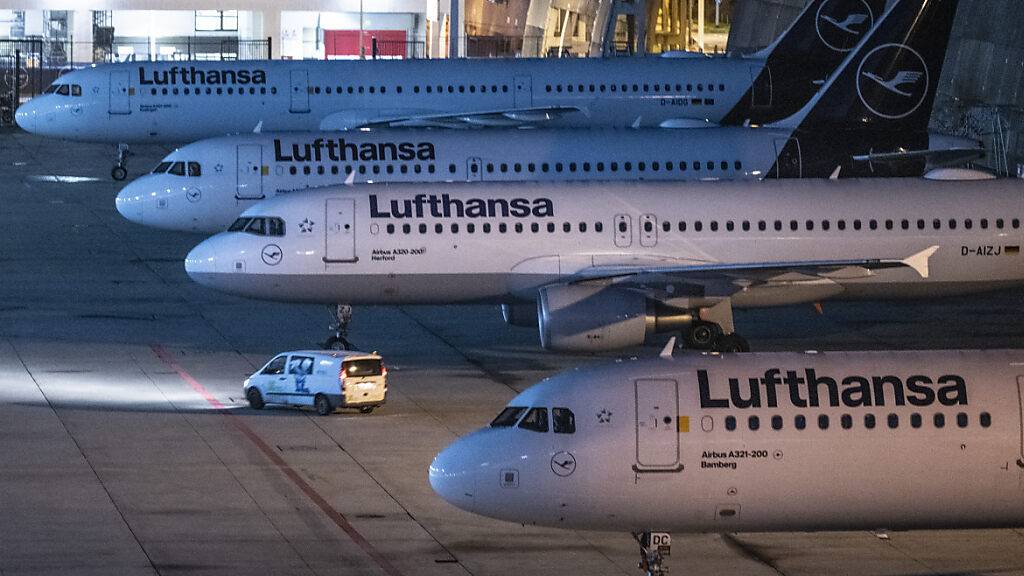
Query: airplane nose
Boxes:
[
  {"xmin": 429, "ymin": 439, "xmax": 477, "ymax": 512},
  {"xmin": 115, "ymin": 186, "xmax": 144, "ymax": 225},
  {"xmin": 184, "ymin": 238, "xmax": 218, "ymax": 280},
  {"xmin": 14, "ymin": 102, "xmax": 35, "ymax": 132}
]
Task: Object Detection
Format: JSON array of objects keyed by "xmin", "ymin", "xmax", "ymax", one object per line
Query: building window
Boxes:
[{"xmin": 195, "ymin": 10, "xmax": 238, "ymax": 31}]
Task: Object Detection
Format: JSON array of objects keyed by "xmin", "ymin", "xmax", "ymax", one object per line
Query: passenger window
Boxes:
[
  {"xmin": 187, "ymin": 162, "xmax": 202, "ymax": 177},
  {"xmin": 887, "ymin": 413, "xmax": 899, "ymax": 428},
  {"xmin": 152, "ymin": 161, "xmax": 172, "ymax": 174},
  {"xmin": 911, "ymin": 413, "xmax": 922, "ymax": 428},
  {"xmin": 818, "ymin": 414, "xmax": 829, "ymax": 429},
  {"xmin": 864, "ymin": 414, "xmax": 876, "ymax": 429},
  {"xmin": 168, "ymin": 162, "xmax": 186, "ymax": 176},
  {"xmin": 771, "ymin": 415, "xmax": 783, "ymax": 430},
  {"xmin": 748, "ymin": 415, "xmax": 759, "ymax": 430},
  {"xmin": 552, "ymin": 408, "xmax": 576, "ymax": 434},
  {"xmin": 725, "ymin": 416, "xmax": 736, "ymax": 431},
  {"xmin": 934, "ymin": 413, "xmax": 945, "ymax": 428},
  {"xmin": 794, "ymin": 414, "xmax": 806, "ymax": 430},
  {"xmin": 261, "ymin": 355, "xmax": 287, "ymax": 375},
  {"xmin": 490, "ymin": 406, "xmax": 527, "ymax": 427},
  {"xmin": 841, "ymin": 414, "xmax": 852, "ymax": 429},
  {"xmin": 956, "ymin": 412, "xmax": 968, "ymax": 428},
  {"xmin": 980, "ymin": 412, "xmax": 992, "ymax": 427},
  {"xmin": 518, "ymin": 408, "xmax": 549, "ymax": 432}
]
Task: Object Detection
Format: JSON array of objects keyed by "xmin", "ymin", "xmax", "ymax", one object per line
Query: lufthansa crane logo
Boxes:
[
  {"xmin": 816, "ymin": 0, "xmax": 874, "ymax": 52},
  {"xmin": 261, "ymin": 244, "xmax": 283, "ymax": 266},
  {"xmin": 856, "ymin": 43, "xmax": 929, "ymax": 120},
  {"xmin": 550, "ymin": 451, "xmax": 576, "ymax": 477}
]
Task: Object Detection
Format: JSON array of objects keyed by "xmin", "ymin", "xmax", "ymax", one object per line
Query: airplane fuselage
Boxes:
[
  {"xmin": 184, "ymin": 178, "xmax": 1024, "ymax": 306},
  {"xmin": 430, "ymin": 350, "xmax": 1024, "ymax": 532}
]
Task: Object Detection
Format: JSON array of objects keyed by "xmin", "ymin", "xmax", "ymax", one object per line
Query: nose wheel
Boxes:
[
  {"xmin": 323, "ymin": 304, "xmax": 354, "ymax": 350},
  {"xmin": 634, "ymin": 532, "xmax": 670, "ymax": 576},
  {"xmin": 111, "ymin": 143, "xmax": 132, "ymax": 181}
]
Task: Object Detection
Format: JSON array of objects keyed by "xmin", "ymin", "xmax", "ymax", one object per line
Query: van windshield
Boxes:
[{"xmin": 344, "ymin": 358, "xmax": 382, "ymax": 377}]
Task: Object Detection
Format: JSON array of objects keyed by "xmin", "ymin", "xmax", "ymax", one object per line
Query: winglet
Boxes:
[
  {"xmin": 253, "ymin": 120, "xmax": 263, "ymax": 134},
  {"xmin": 902, "ymin": 246, "xmax": 940, "ymax": 279},
  {"xmin": 829, "ymin": 165, "xmax": 842, "ymax": 180},
  {"xmin": 660, "ymin": 337, "xmax": 677, "ymax": 359},
  {"xmin": 344, "ymin": 170, "xmax": 356, "ymax": 186}
]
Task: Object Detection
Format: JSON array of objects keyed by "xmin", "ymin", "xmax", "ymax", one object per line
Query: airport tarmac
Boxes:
[{"xmin": 2, "ymin": 126, "xmax": 1024, "ymax": 576}]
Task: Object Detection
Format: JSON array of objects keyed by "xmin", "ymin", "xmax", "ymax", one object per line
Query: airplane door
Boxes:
[
  {"xmin": 108, "ymin": 70, "xmax": 131, "ymax": 115},
  {"xmin": 750, "ymin": 66, "xmax": 772, "ymax": 108},
  {"xmin": 614, "ymin": 214, "xmax": 632, "ymax": 248},
  {"xmin": 467, "ymin": 157, "xmax": 482, "ymax": 181},
  {"xmin": 640, "ymin": 214, "xmax": 658, "ymax": 247},
  {"xmin": 772, "ymin": 138, "xmax": 802, "ymax": 178},
  {"xmin": 324, "ymin": 198, "xmax": 358, "ymax": 263},
  {"xmin": 514, "ymin": 75, "xmax": 532, "ymax": 108},
  {"xmin": 236, "ymin": 144, "xmax": 264, "ymax": 199},
  {"xmin": 290, "ymin": 69, "xmax": 310, "ymax": 113},
  {"xmin": 1017, "ymin": 376, "xmax": 1024, "ymax": 487},
  {"xmin": 634, "ymin": 379, "xmax": 681, "ymax": 471}
]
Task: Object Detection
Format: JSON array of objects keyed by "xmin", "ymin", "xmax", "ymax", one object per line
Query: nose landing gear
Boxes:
[
  {"xmin": 111, "ymin": 143, "xmax": 132, "ymax": 180},
  {"xmin": 323, "ymin": 304, "xmax": 354, "ymax": 350},
  {"xmin": 634, "ymin": 531, "xmax": 671, "ymax": 576}
]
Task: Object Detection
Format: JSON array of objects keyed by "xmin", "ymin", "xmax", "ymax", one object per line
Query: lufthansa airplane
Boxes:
[
  {"xmin": 17, "ymin": 0, "xmax": 887, "ymax": 179},
  {"xmin": 429, "ymin": 348, "xmax": 1024, "ymax": 576},
  {"xmin": 183, "ymin": 176, "xmax": 1023, "ymax": 352},
  {"xmin": 115, "ymin": 0, "xmax": 975, "ymax": 234}
]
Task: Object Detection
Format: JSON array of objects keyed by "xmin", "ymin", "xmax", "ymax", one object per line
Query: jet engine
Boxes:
[{"xmin": 538, "ymin": 284, "xmax": 692, "ymax": 352}]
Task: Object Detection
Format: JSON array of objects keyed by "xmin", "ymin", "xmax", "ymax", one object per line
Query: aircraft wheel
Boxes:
[
  {"xmin": 246, "ymin": 387, "xmax": 265, "ymax": 410},
  {"xmin": 111, "ymin": 166, "xmax": 128, "ymax": 181},
  {"xmin": 686, "ymin": 322, "xmax": 719, "ymax": 349},
  {"xmin": 359, "ymin": 406, "xmax": 375, "ymax": 414},
  {"xmin": 314, "ymin": 394, "xmax": 333, "ymax": 416},
  {"xmin": 323, "ymin": 335, "xmax": 352, "ymax": 351},
  {"xmin": 714, "ymin": 334, "xmax": 750, "ymax": 353}
]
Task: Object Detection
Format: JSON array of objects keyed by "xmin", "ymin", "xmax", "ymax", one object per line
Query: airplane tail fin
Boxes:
[
  {"xmin": 777, "ymin": 0, "xmax": 961, "ymax": 133},
  {"xmin": 722, "ymin": 0, "xmax": 887, "ymax": 125}
]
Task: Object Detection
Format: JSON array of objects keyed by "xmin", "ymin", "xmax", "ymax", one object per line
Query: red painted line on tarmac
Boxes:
[{"xmin": 151, "ymin": 345, "xmax": 403, "ymax": 576}]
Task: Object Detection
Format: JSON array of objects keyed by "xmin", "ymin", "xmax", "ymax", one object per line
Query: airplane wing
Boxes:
[
  {"xmin": 568, "ymin": 246, "xmax": 939, "ymax": 294},
  {"xmin": 853, "ymin": 147, "xmax": 985, "ymax": 168},
  {"xmin": 319, "ymin": 106, "xmax": 586, "ymax": 130}
]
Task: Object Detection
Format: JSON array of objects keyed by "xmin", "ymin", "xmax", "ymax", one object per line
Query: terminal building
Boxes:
[{"xmin": 1, "ymin": 0, "xmax": 1021, "ymax": 172}]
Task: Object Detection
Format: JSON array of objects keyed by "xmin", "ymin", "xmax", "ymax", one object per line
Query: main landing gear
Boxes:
[
  {"xmin": 323, "ymin": 304, "xmax": 354, "ymax": 350},
  {"xmin": 111, "ymin": 143, "xmax": 132, "ymax": 181},
  {"xmin": 681, "ymin": 299, "xmax": 750, "ymax": 353},
  {"xmin": 634, "ymin": 531, "xmax": 671, "ymax": 576}
]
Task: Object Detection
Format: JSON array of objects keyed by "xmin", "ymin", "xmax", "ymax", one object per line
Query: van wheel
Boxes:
[
  {"xmin": 359, "ymin": 406, "xmax": 374, "ymax": 414},
  {"xmin": 246, "ymin": 388, "xmax": 265, "ymax": 410},
  {"xmin": 314, "ymin": 394, "xmax": 333, "ymax": 416}
]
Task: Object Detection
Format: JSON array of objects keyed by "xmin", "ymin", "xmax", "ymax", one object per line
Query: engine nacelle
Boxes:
[
  {"xmin": 538, "ymin": 285, "xmax": 692, "ymax": 352},
  {"xmin": 501, "ymin": 303, "xmax": 538, "ymax": 327}
]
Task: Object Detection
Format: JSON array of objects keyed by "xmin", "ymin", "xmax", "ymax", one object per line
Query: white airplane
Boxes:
[
  {"xmin": 17, "ymin": 0, "xmax": 887, "ymax": 179},
  {"xmin": 429, "ymin": 348, "xmax": 1024, "ymax": 576},
  {"xmin": 115, "ymin": 0, "xmax": 976, "ymax": 234},
  {"xmin": 183, "ymin": 176, "xmax": 1021, "ymax": 352}
]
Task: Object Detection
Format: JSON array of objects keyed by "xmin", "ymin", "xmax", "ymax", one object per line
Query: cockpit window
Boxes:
[
  {"xmin": 56, "ymin": 84, "xmax": 70, "ymax": 96},
  {"xmin": 552, "ymin": 408, "xmax": 576, "ymax": 434},
  {"xmin": 71, "ymin": 84, "xmax": 82, "ymax": 96},
  {"xmin": 152, "ymin": 162, "xmax": 172, "ymax": 174},
  {"xmin": 518, "ymin": 408, "xmax": 549, "ymax": 433},
  {"xmin": 490, "ymin": 406, "xmax": 527, "ymax": 427},
  {"xmin": 168, "ymin": 161, "xmax": 186, "ymax": 176},
  {"xmin": 230, "ymin": 216, "xmax": 285, "ymax": 237},
  {"xmin": 228, "ymin": 217, "xmax": 251, "ymax": 232},
  {"xmin": 44, "ymin": 85, "xmax": 58, "ymax": 95},
  {"xmin": 187, "ymin": 162, "xmax": 201, "ymax": 177},
  {"xmin": 245, "ymin": 217, "xmax": 267, "ymax": 235}
]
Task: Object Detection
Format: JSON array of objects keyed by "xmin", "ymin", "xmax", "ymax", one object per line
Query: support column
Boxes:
[
  {"xmin": 261, "ymin": 9, "xmax": 281, "ymax": 59},
  {"xmin": 448, "ymin": 0, "xmax": 460, "ymax": 58},
  {"xmin": 71, "ymin": 10, "xmax": 92, "ymax": 66}
]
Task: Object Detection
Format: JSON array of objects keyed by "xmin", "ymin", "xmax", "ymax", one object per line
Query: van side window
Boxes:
[
  {"xmin": 552, "ymin": 408, "xmax": 576, "ymax": 434},
  {"xmin": 261, "ymin": 355, "xmax": 287, "ymax": 375},
  {"xmin": 288, "ymin": 356, "xmax": 314, "ymax": 375},
  {"xmin": 518, "ymin": 407, "xmax": 549, "ymax": 432}
]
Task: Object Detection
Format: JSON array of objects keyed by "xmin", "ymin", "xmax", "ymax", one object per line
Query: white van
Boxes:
[{"xmin": 244, "ymin": 350, "xmax": 387, "ymax": 415}]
